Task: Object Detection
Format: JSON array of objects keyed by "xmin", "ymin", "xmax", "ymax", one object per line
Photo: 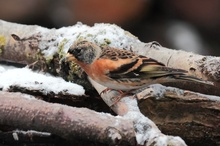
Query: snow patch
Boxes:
[
  {"xmin": 0, "ymin": 66, "xmax": 84, "ymax": 96},
  {"xmin": 0, "ymin": 66, "xmax": 5, "ymax": 73}
]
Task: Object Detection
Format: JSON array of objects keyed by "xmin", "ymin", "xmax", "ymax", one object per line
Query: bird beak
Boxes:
[{"xmin": 59, "ymin": 53, "xmax": 76, "ymax": 64}]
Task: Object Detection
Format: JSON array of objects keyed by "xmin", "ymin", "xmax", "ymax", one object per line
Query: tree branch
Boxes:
[{"xmin": 0, "ymin": 91, "xmax": 136, "ymax": 145}]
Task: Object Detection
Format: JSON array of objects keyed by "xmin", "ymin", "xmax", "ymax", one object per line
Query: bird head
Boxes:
[{"xmin": 65, "ymin": 40, "xmax": 102, "ymax": 64}]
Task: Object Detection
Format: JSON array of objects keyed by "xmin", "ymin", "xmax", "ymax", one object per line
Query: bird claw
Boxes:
[
  {"xmin": 100, "ymin": 88, "xmax": 129, "ymax": 106},
  {"xmin": 110, "ymin": 95, "xmax": 123, "ymax": 107},
  {"xmin": 100, "ymin": 88, "xmax": 123, "ymax": 96},
  {"xmin": 100, "ymin": 88, "xmax": 111, "ymax": 95},
  {"xmin": 110, "ymin": 91, "xmax": 133, "ymax": 106}
]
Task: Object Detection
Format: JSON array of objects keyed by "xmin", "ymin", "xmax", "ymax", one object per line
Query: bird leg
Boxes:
[{"xmin": 100, "ymin": 88, "xmax": 124, "ymax": 96}]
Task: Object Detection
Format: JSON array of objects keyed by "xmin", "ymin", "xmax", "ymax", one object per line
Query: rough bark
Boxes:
[{"xmin": 136, "ymin": 84, "xmax": 220, "ymax": 146}]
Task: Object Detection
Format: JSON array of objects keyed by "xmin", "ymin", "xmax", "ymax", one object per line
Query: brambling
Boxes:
[{"xmin": 65, "ymin": 40, "xmax": 208, "ymax": 93}]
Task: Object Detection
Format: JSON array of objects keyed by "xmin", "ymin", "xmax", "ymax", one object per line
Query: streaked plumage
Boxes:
[{"xmin": 65, "ymin": 40, "xmax": 208, "ymax": 91}]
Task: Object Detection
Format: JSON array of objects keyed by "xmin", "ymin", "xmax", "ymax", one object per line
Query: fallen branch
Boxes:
[{"xmin": 0, "ymin": 91, "xmax": 136, "ymax": 145}]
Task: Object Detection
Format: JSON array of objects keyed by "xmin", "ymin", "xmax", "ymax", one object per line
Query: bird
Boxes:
[{"xmin": 65, "ymin": 40, "xmax": 210, "ymax": 93}]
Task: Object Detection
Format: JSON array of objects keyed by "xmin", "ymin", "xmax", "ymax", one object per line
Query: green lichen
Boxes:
[
  {"xmin": 86, "ymin": 34, "xmax": 93, "ymax": 37},
  {"xmin": 45, "ymin": 55, "xmax": 53, "ymax": 64},
  {"xmin": 0, "ymin": 36, "xmax": 6, "ymax": 46},
  {"xmin": 98, "ymin": 38, "xmax": 112, "ymax": 47},
  {"xmin": 58, "ymin": 38, "xmax": 68, "ymax": 59},
  {"xmin": 0, "ymin": 36, "xmax": 6, "ymax": 55},
  {"xmin": 104, "ymin": 38, "xmax": 111, "ymax": 45},
  {"xmin": 0, "ymin": 47, "xmax": 2, "ymax": 55},
  {"xmin": 69, "ymin": 62, "xmax": 82, "ymax": 77}
]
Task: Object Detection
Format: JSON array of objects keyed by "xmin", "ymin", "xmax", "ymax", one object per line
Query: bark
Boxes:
[
  {"xmin": 0, "ymin": 91, "xmax": 136, "ymax": 146},
  {"xmin": 137, "ymin": 84, "xmax": 220, "ymax": 146}
]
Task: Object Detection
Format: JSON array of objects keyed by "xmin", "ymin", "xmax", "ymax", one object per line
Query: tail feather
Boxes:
[
  {"xmin": 173, "ymin": 75, "xmax": 213, "ymax": 85},
  {"xmin": 141, "ymin": 65, "xmax": 212, "ymax": 85}
]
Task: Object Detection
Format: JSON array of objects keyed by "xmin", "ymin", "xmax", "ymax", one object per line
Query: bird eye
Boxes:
[
  {"xmin": 68, "ymin": 48, "xmax": 82, "ymax": 56},
  {"xmin": 75, "ymin": 48, "xmax": 82, "ymax": 54}
]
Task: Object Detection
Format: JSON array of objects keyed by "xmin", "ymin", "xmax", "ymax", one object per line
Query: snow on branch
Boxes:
[{"xmin": 0, "ymin": 65, "xmax": 84, "ymax": 97}]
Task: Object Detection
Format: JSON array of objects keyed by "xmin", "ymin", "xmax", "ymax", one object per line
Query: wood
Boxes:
[
  {"xmin": 137, "ymin": 84, "xmax": 220, "ymax": 145},
  {"xmin": 0, "ymin": 91, "xmax": 136, "ymax": 146}
]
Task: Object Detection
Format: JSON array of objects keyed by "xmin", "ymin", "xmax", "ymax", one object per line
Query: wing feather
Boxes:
[{"xmin": 108, "ymin": 55, "xmax": 188, "ymax": 80}]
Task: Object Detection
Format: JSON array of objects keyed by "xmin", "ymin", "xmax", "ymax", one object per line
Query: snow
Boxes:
[
  {"xmin": 121, "ymin": 97, "xmax": 159, "ymax": 145},
  {"xmin": 38, "ymin": 22, "xmax": 140, "ymax": 57},
  {"xmin": 121, "ymin": 95, "xmax": 186, "ymax": 145},
  {"xmin": 149, "ymin": 84, "xmax": 184, "ymax": 99},
  {"xmin": 12, "ymin": 130, "xmax": 51, "ymax": 141},
  {"xmin": 14, "ymin": 129, "xmax": 51, "ymax": 136},
  {"xmin": 200, "ymin": 56, "xmax": 220, "ymax": 80},
  {"xmin": 0, "ymin": 66, "xmax": 5, "ymax": 73},
  {"xmin": 0, "ymin": 65, "xmax": 85, "ymax": 96}
]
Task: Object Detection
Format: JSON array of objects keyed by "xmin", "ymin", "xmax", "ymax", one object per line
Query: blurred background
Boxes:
[{"xmin": 0, "ymin": 0, "xmax": 219, "ymax": 55}]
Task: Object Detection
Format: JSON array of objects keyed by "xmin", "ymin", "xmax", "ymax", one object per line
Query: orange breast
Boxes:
[{"xmin": 77, "ymin": 59, "xmax": 126, "ymax": 81}]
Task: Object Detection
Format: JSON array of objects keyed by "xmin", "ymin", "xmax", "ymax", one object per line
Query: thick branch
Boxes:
[{"xmin": 0, "ymin": 91, "xmax": 136, "ymax": 146}]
